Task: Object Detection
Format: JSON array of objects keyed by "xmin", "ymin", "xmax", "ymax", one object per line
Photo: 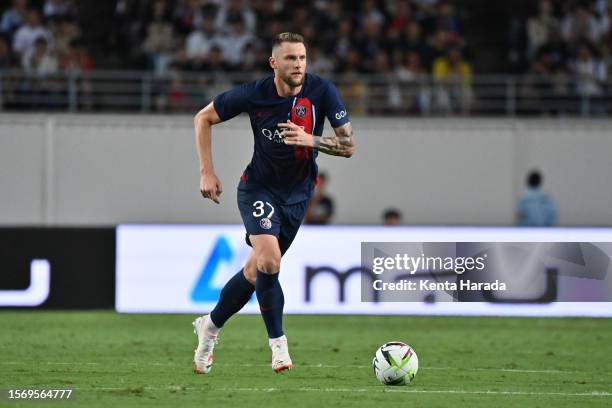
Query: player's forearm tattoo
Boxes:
[{"xmin": 314, "ymin": 123, "xmax": 355, "ymax": 157}]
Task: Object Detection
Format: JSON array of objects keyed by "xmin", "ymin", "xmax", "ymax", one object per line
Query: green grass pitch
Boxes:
[{"xmin": 1, "ymin": 311, "xmax": 611, "ymax": 407}]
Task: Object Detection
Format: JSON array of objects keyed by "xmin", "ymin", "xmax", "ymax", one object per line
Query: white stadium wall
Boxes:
[{"xmin": 1, "ymin": 114, "xmax": 612, "ymax": 226}]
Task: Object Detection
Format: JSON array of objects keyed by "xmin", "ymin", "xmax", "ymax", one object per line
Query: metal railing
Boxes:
[{"xmin": 0, "ymin": 69, "xmax": 610, "ymax": 116}]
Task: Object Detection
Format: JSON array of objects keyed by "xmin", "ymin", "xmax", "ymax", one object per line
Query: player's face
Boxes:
[{"xmin": 271, "ymin": 42, "xmax": 307, "ymax": 88}]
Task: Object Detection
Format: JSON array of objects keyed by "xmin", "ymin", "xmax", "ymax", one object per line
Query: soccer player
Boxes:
[{"xmin": 192, "ymin": 32, "xmax": 355, "ymax": 374}]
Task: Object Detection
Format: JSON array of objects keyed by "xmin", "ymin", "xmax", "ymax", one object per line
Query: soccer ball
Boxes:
[{"xmin": 372, "ymin": 341, "xmax": 419, "ymax": 385}]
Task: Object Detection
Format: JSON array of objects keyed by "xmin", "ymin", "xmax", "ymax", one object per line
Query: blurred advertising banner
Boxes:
[
  {"xmin": 116, "ymin": 225, "xmax": 612, "ymax": 316},
  {"xmin": 0, "ymin": 228, "xmax": 115, "ymax": 308}
]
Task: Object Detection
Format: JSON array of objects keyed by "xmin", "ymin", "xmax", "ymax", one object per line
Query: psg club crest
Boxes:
[
  {"xmin": 295, "ymin": 105, "xmax": 307, "ymax": 118},
  {"xmin": 260, "ymin": 218, "xmax": 272, "ymax": 230}
]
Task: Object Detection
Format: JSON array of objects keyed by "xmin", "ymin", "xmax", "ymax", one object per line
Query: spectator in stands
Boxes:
[
  {"xmin": 387, "ymin": 0, "xmax": 413, "ymax": 39},
  {"xmin": 359, "ymin": 0, "xmax": 385, "ymax": 27},
  {"xmin": 383, "ymin": 208, "xmax": 402, "ymax": 226},
  {"xmin": 305, "ymin": 172, "xmax": 335, "ymax": 225},
  {"xmin": 432, "ymin": 46, "xmax": 472, "ymax": 113},
  {"xmin": 165, "ymin": 63, "xmax": 194, "ymax": 112},
  {"xmin": 22, "ymin": 36, "xmax": 57, "ymax": 75},
  {"xmin": 43, "ymin": 0, "xmax": 74, "ymax": 21},
  {"xmin": 398, "ymin": 21, "xmax": 431, "ymax": 68},
  {"xmin": 215, "ymin": 0, "xmax": 256, "ymax": 35},
  {"xmin": 561, "ymin": 2, "xmax": 602, "ymax": 47},
  {"xmin": 358, "ymin": 16, "xmax": 386, "ymax": 72},
  {"xmin": 517, "ymin": 170, "xmax": 558, "ymax": 227},
  {"xmin": 1, "ymin": 0, "xmax": 28, "ymax": 34},
  {"xmin": 313, "ymin": 0, "xmax": 342, "ymax": 48},
  {"xmin": 12, "ymin": 8, "xmax": 51, "ymax": 58},
  {"xmin": 307, "ymin": 44, "xmax": 335, "ymax": 76},
  {"xmin": 252, "ymin": 0, "xmax": 281, "ymax": 38},
  {"xmin": 538, "ymin": 28, "xmax": 570, "ymax": 70},
  {"xmin": 288, "ymin": 6, "xmax": 311, "ymax": 35},
  {"xmin": 52, "ymin": 18, "xmax": 80, "ymax": 59},
  {"xmin": 0, "ymin": 35, "xmax": 14, "ymax": 68},
  {"xmin": 201, "ymin": 44, "xmax": 228, "ymax": 73},
  {"xmin": 527, "ymin": 0, "xmax": 560, "ymax": 58},
  {"xmin": 571, "ymin": 42, "xmax": 606, "ymax": 97},
  {"xmin": 427, "ymin": 29, "xmax": 451, "ymax": 68},
  {"xmin": 521, "ymin": 51, "xmax": 564, "ymax": 114},
  {"xmin": 435, "ymin": 1, "xmax": 462, "ymax": 36},
  {"xmin": 396, "ymin": 51, "xmax": 431, "ymax": 113},
  {"xmin": 216, "ymin": 16, "xmax": 254, "ymax": 69},
  {"xmin": 173, "ymin": 0, "xmax": 206, "ymax": 35},
  {"xmin": 332, "ymin": 19, "xmax": 353, "ymax": 61},
  {"xmin": 185, "ymin": 15, "xmax": 218, "ymax": 68},
  {"xmin": 59, "ymin": 38, "xmax": 94, "ymax": 74},
  {"xmin": 142, "ymin": 0, "xmax": 175, "ymax": 74}
]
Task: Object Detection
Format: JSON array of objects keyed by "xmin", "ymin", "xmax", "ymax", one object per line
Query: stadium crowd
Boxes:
[
  {"xmin": 1, "ymin": 0, "xmax": 468, "ymax": 76},
  {"xmin": 509, "ymin": 0, "xmax": 612, "ymax": 110},
  {"xmin": 0, "ymin": 0, "xmax": 611, "ymax": 114}
]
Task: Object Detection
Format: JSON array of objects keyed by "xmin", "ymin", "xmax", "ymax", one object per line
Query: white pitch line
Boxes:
[
  {"xmin": 88, "ymin": 386, "xmax": 612, "ymax": 398},
  {"xmin": 0, "ymin": 361, "xmax": 593, "ymax": 375}
]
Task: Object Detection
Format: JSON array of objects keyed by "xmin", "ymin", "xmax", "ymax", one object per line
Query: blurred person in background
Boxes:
[
  {"xmin": 527, "ymin": 0, "xmax": 560, "ymax": 58},
  {"xmin": 571, "ymin": 42, "xmax": 606, "ymax": 97},
  {"xmin": 43, "ymin": 0, "xmax": 74, "ymax": 21},
  {"xmin": 520, "ymin": 50, "xmax": 569, "ymax": 115},
  {"xmin": 517, "ymin": 170, "xmax": 558, "ymax": 227},
  {"xmin": 12, "ymin": 8, "xmax": 51, "ymax": 58},
  {"xmin": 215, "ymin": 0, "xmax": 256, "ymax": 35},
  {"xmin": 0, "ymin": 34, "xmax": 15, "ymax": 68},
  {"xmin": 1, "ymin": 0, "xmax": 28, "ymax": 35},
  {"xmin": 434, "ymin": 1, "xmax": 462, "ymax": 36},
  {"xmin": 397, "ymin": 21, "xmax": 431, "ymax": 67},
  {"xmin": 185, "ymin": 15, "xmax": 218, "ymax": 69},
  {"xmin": 357, "ymin": 16, "xmax": 386, "ymax": 73},
  {"xmin": 52, "ymin": 18, "xmax": 80, "ymax": 59},
  {"xmin": 432, "ymin": 46, "xmax": 472, "ymax": 113},
  {"xmin": 142, "ymin": 0, "xmax": 176, "ymax": 75},
  {"xmin": 306, "ymin": 44, "xmax": 335, "ymax": 76},
  {"xmin": 20, "ymin": 36, "xmax": 60, "ymax": 109},
  {"xmin": 305, "ymin": 172, "xmax": 335, "ymax": 225},
  {"xmin": 383, "ymin": 208, "xmax": 402, "ymax": 226},
  {"xmin": 173, "ymin": 0, "xmax": 206, "ymax": 35},
  {"xmin": 216, "ymin": 16, "xmax": 254, "ymax": 70},
  {"xmin": 561, "ymin": 2, "xmax": 602, "ymax": 47},
  {"xmin": 21, "ymin": 36, "xmax": 57, "ymax": 75},
  {"xmin": 396, "ymin": 51, "xmax": 431, "ymax": 113},
  {"xmin": 359, "ymin": 0, "xmax": 385, "ymax": 27},
  {"xmin": 59, "ymin": 38, "xmax": 94, "ymax": 73}
]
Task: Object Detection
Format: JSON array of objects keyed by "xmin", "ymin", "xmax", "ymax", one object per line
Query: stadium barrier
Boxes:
[
  {"xmin": 2, "ymin": 115, "xmax": 612, "ymax": 227},
  {"xmin": 1, "ymin": 70, "xmax": 611, "ymax": 116}
]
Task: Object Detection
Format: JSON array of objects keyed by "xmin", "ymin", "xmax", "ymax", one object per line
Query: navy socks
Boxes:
[
  {"xmin": 255, "ymin": 270, "xmax": 285, "ymax": 338},
  {"xmin": 209, "ymin": 269, "xmax": 255, "ymax": 328}
]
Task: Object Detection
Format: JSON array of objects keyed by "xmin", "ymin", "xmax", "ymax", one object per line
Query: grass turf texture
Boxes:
[{"xmin": 0, "ymin": 312, "xmax": 611, "ymax": 407}]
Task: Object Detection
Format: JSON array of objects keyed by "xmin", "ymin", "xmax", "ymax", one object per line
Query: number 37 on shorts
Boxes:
[{"xmin": 252, "ymin": 200, "xmax": 275, "ymax": 230}]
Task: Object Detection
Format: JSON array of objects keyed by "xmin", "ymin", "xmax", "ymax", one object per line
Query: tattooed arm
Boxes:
[
  {"xmin": 279, "ymin": 121, "xmax": 355, "ymax": 158},
  {"xmin": 314, "ymin": 122, "xmax": 355, "ymax": 158}
]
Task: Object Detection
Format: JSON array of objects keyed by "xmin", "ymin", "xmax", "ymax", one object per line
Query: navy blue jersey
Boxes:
[{"xmin": 213, "ymin": 73, "xmax": 349, "ymax": 204}]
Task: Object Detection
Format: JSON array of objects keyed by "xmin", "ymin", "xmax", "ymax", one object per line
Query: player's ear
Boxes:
[{"xmin": 269, "ymin": 56, "xmax": 277, "ymax": 70}]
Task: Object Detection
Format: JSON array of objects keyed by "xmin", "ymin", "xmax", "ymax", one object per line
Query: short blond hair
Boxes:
[{"xmin": 272, "ymin": 32, "xmax": 305, "ymax": 50}]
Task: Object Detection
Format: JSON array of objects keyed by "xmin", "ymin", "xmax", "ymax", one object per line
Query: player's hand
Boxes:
[
  {"xmin": 200, "ymin": 172, "xmax": 223, "ymax": 204},
  {"xmin": 278, "ymin": 120, "xmax": 315, "ymax": 148}
]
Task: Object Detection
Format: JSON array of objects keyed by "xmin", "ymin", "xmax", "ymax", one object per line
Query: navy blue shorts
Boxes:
[{"xmin": 237, "ymin": 187, "xmax": 308, "ymax": 255}]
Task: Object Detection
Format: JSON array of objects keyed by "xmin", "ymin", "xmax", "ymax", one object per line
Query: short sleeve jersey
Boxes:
[{"xmin": 213, "ymin": 73, "xmax": 349, "ymax": 204}]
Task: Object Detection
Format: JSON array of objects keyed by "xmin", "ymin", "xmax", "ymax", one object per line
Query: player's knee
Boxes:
[
  {"xmin": 256, "ymin": 253, "xmax": 280, "ymax": 274},
  {"xmin": 243, "ymin": 261, "xmax": 257, "ymax": 284}
]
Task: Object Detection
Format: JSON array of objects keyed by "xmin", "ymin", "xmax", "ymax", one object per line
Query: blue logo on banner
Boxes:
[{"xmin": 191, "ymin": 236, "xmax": 234, "ymax": 302}]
